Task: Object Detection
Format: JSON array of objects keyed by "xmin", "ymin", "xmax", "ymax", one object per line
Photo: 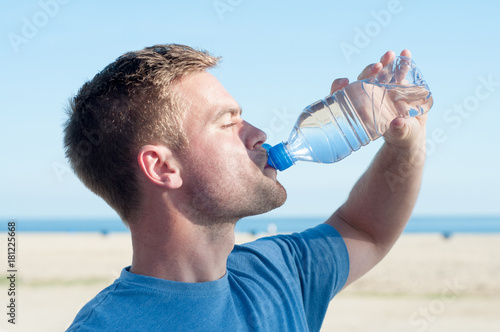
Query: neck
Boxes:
[{"xmin": 129, "ymin": 211, "xmax": 236, "ymax": 283}]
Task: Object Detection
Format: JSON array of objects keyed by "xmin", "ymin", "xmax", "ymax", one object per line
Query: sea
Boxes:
[{"xmin": 3, "ymin": 216, "xmax": 500, "ymax": 236}]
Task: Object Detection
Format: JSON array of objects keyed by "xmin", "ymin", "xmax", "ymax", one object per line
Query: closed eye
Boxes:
[{"xmin": 221, "ymin": 122, "xmax": 237, "ymax": 129}]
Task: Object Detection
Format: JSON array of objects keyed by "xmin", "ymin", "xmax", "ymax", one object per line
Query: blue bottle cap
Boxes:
[{"xmin": 263, "ymin": 143, "xmax": 294, "ymax": 171}]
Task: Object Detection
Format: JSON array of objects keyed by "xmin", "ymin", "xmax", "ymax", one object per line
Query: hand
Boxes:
[{"xmin": 330, "ymin": 50, "xmax": 428, "ymax": 150}]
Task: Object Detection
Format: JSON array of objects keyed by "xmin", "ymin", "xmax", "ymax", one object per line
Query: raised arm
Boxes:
[{"xmin": 326, "ymin": 49, "xmax": 428, "ymax": 287}]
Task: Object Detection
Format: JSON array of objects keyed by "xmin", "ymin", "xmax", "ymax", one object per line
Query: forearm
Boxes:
[
  {"xmin": 324, "ymin": 49, "xmax": 430, "ymax": 286},
  {"xmin": 333, "ymin": 136, "xmax": 426, "ymax": 251}
]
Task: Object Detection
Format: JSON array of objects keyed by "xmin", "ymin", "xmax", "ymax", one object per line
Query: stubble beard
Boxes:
[{"xmin": 181, "ymin": 168, "xmax": 287, "ymax": 227}]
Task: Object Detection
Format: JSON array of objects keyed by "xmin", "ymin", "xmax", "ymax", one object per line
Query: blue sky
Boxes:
[{"xmin": 1, "ymin": 0, "xmax": 499, "ymax": 220}]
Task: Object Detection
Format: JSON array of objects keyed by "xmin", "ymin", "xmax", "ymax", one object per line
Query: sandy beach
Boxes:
[{"xmin": 1, "ymin": 231, "xmax": 499, "ymax": 332}]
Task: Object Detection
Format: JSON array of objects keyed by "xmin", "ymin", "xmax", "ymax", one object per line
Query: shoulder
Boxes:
[
  {"xmin": 228, "ymin": 223, "xmax": 348, "ymax": 276},
  {"xmin": 66, "ymin": 280, "xmax": 122, "ymax": 331},
  {"xmin": 232, "ymin": 223, "xmax": 347, "ymax": 258},
  {"xmin": 66, "ymin": 267, "xmax": 159, "ymax": 331}
]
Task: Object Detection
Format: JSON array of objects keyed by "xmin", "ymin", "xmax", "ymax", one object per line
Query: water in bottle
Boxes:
[{"xmin": 264, "ymin": 56, "xmax": 433, "ymax": 171}]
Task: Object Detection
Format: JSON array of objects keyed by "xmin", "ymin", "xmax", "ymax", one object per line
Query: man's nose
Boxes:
[{"xmin": 241, "ymin": 121, "xmax": 267, "ymax": 150}]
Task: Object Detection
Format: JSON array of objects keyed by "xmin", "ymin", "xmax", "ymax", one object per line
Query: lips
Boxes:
[{"xmin": 253, "ymin": 149, "xmax": 271, "ymax": 170}]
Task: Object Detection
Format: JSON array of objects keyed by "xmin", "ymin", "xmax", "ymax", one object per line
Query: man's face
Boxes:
[{"xmin": 174, "ymin": 71, "xmax": 286, "ymax": 224}]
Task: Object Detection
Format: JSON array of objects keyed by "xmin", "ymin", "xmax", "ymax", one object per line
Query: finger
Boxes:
[
  {"xmin": 357, "ymin": 51, "xmax": 395, "ymax": 81},
  {"xmin": 384, "ymin": 114, "xmax": 427, "ymax": 148},
  {"xmin": 390, "ymin": 117, "xmax": 407, "ymax": 131},
  {"xmin": 400, "ymin": 49, "xmax": 411, "ymax": 57},
  {"xmin": 377, "ymin": 51, "xmax": 396, "ymax": 83},
  {"xmin": 383, "ymin": 117, "xmax": 412, "ymax": 145},
  {"xmin": 395, "ymin": 49, "xmax": 412, "ymax": 84},
  {"xmin": 330, "ymin": 78, "xmax": 349, "ymax": 94},
  {"xmin": 357, "ymin": 63, "xmax": 382, "ymax": 81},
  {"xmin": 380, "ymin": 50, "xmax": 396, "ymax": 67}
]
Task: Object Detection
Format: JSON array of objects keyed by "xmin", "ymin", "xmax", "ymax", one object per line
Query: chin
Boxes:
[
  {"xmin": 241, "ymin": 184, "xmax": 287, "ymax": 218},
  {"xmin": 262, "ymin": 182, "xmax": 288, "ymax": 212}
]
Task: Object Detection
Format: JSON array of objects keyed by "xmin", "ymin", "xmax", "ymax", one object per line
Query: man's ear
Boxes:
[{"xmin": 137, "ymin": 145, "xmax": 182, "ymax": 189}]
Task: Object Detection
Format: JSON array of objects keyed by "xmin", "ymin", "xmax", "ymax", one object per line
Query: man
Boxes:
[{"xmin": 65, "ymin": 44, "xmax": 427, "ymax": 331}]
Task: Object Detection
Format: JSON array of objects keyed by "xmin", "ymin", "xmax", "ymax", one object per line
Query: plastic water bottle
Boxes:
[{"xmin": 264, "ymin": 56, "xmax": 433, "ymax": 171}]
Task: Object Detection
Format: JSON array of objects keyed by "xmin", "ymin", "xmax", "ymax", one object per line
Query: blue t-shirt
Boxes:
[{"xmin": 67, "ymin": 224, "xmax": 349, "ymax": 331}]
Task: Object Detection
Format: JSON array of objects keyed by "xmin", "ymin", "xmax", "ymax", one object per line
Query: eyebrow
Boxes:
[{"xmin": 213, "ymin": 107, "xmax": 243, "ymax": 122}]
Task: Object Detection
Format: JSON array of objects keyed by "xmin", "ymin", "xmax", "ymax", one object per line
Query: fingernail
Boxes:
[{"xmin": 393, "ymin": 122, "xmax": 405, "ymax": 130}]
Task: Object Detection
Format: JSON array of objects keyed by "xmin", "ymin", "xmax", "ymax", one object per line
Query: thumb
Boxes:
[
  {"xmin": 383, "ymin": 114, "xmax": 427, "ymax": 149},
  {"xmin": 383, "ymin": 117, "xmax": 413, "ymax": 147},
  {"xmin": 330, "ymin": 78, "xmax": 349, "ymax": 95}
]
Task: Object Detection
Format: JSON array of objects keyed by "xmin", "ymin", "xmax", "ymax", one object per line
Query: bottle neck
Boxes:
[{"xmin": 265, "ymin": 142, "xmax": 295, "ymax": 171}]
